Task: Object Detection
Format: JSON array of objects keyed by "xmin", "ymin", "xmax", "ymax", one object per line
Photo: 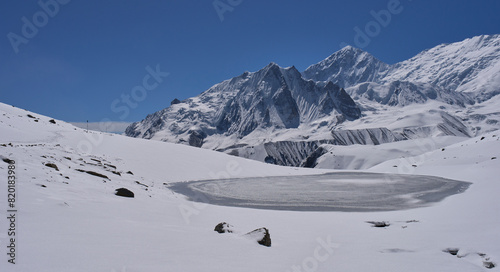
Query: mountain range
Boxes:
[{"xmin": 125, "ymin": 34, "xmax": 500, "ymax": 168}]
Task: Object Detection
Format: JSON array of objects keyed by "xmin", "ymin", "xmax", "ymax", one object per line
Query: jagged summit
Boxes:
[{"xmin": 126, "ymin": 62, "xmax": 361, "ymax": 144}]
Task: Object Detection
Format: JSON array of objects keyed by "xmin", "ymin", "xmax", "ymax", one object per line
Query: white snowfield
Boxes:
[{"xmin": 0, "ymin": 102, "xmax": 499, "ymax": 272}]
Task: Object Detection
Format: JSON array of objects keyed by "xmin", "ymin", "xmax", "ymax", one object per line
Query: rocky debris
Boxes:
[
  {"xmin": 443, "ymin": 248, "xmax": 460, "ymax": 256},
  {"xmin": 104, "ymin": 163, "xmax": 116, "ymax": 169},
  {"xmin": 214, "ymin": 222, "xmax": 234, "ymax": 234},
  {"xmin": 213, "ymin": 223, "xmax": 271, "ymax": 247},
  {"xmin": 245, "ymin": 228, "xmax": 272, "ymax": 247},
  {"xmin": 135, "ymin": 181, "xmax": 148, "ymax": 188},
  {"xmin": 115, "ymin": 188, "xmax": 134, "ymax": 198},
  {"xmin": 367, "ymin": 221, "xmax": 390, "ymax": 228},
  {"xmin": 44, "ymin": 163, "xmax": 59, "ymax": 171},
  {"xmin": 90, "ymin": 158, "xmax": 102, "ymax": 164},
  {"xmin": 27, "ymin": 114, "xmax": 36, "ymax": 119},
  {"xmin": 49, "ymin": 119, "xmax": 56, "ymax": 124},
  {"xmin": 126, "ymin": 171, "xmax": 134, "ymax": 175},
  {"xmin": 75, "ymin": 169, "xmax": 110, "ymax": 180},
  {"xmin": 443, "ymin": 248, "xmax": 496, "ymax": 269},
  {"xmin": 484, "ymin": 261, "xmax": 496, "ymax": 269}
]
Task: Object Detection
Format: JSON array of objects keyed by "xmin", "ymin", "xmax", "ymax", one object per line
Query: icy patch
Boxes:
[{"xmin": 169, "ymin": 172, "xmax": 470, "ymax": 212}]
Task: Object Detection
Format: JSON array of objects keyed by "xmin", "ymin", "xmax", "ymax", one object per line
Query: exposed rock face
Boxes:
[
  {"xmin": 264, "ymin": 140, "xmax": 333, "ymax": 167},
  {"xmin": 188, "ymin": 130, "xmax": 207, "ymax": 147},
  {"xmin": 301, "ymin": 146, "xmax": 328, "ymax": 168}
]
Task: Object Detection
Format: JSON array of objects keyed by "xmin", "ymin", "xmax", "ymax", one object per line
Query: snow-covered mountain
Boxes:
[
  {"xmin": 126, "ymin": 34, "xmax": 500, "ymax": 168},
  {"xmin": 126, "ymin": 63, "xmax": 361, "ymax": 147},
  {"xmin": 302, "ymin": 45, "xmax": 390, "ymax": 89},
  {"xmin": 305, "ymin": 34, "xmax": 500, "ymax": 103}
]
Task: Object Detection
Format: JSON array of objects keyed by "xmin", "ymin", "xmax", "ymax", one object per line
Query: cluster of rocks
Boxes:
[{"xmin": 214, "ymin": 222, "xmax": 271, "ymax": 247}]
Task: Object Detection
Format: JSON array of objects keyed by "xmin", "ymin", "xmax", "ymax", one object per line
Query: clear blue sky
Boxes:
[{"xmin": 1, "ymin": 0, "xmax": 499, "ymax": 123}]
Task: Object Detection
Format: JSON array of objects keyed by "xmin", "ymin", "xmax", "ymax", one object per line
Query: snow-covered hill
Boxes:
[{"xmin": 1, "ymin": 102, "xmax": 499, "ymax": 272}]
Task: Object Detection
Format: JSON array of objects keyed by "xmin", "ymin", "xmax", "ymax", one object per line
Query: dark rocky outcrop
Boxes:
[
  {"xmin": 302, "ymin": 146, "xmax": 328, "ymax": 168},
  {"xmin": 188, "ymin": 130, "xmax": 207, "ymax": 147},
  {"xmin": 44, "ymin": 163, "xmax": 59, "ymax": 171},
  {"xmin": 115, "ymin": 188, "xmax": 134, "ymax": 198},
  {"xmin": 367, "ymin": 221, "xmax": 390, "ymax": 228}
]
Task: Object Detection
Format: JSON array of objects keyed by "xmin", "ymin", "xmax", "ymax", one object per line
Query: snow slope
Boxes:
[{"xmin": 1, "ymin": 102, "xmax": 499, "ymax": 272}]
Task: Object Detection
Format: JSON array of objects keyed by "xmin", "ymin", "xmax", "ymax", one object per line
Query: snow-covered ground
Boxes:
[{"xmin": 0, "ymin": 102, "xmax": 499, "ymax": 271}]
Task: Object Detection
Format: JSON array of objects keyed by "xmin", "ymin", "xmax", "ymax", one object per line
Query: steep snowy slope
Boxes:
[
  {"xmin": 384, "ymin": 35, "xmax": 500, "ymax": 101},
  {"xmin": 1, "ymin": 102, "xmax": 499, "ymax": 272},
  {"xmin": 303, "ymin": 45, "xmax": 390, "ymax": 88}
]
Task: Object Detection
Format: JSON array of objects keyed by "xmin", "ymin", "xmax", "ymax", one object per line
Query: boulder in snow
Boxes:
[{"xmin": 115, "ymin": 188, "xmax": 134, "ymax": 198}]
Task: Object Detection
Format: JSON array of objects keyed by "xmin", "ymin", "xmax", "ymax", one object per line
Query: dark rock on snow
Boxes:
[
  {"xmin": 44, "ymin": 163, "xmax": 59, "ymax": 171},
  {"xmin": 214, "ymin": 222, "xmax": 234, "ymax": 234},
  {"xmin": 245, "ymin": 227, "xmax": 272, "ymax": 247},
  {"xmin": 115, "ymin": 188, "xmax": 135, "ymax": 198}
]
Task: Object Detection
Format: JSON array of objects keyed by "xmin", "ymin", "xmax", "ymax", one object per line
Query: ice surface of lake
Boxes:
[{"xmin": 169, "ymin": 172, "xmax": 471, "ymax": 212}]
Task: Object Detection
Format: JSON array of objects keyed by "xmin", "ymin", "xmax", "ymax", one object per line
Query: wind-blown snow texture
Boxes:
[{"xmin": 126, "ymin": 34, "xmax": 500, "ymax": 168}]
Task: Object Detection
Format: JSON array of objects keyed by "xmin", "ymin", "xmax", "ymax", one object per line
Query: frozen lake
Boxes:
[{"xmin": 169, "ymin": 172, "xmax": 471, "ymax": 212}]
